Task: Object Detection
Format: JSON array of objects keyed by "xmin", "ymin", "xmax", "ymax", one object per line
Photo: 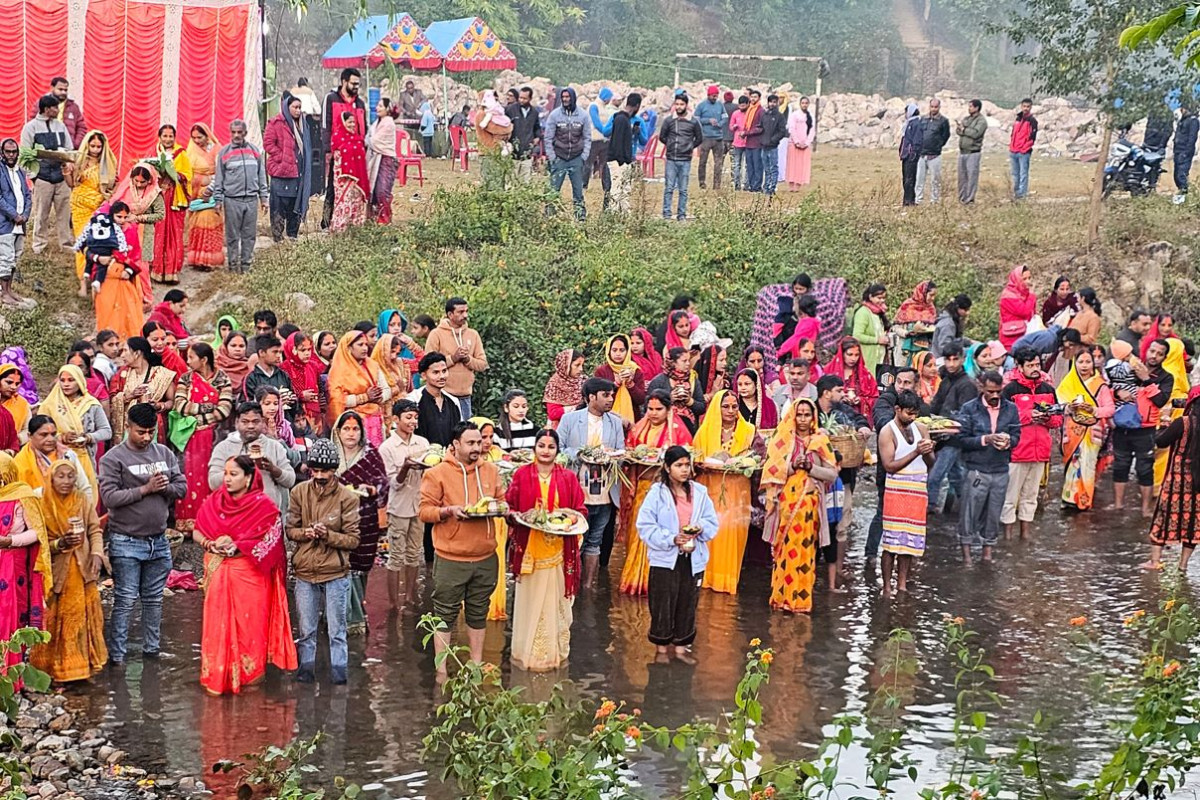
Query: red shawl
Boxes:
[
  {"xmin": 894, "ymin": 281, "xmax": 937, "ymax": 324},
  {"xmin": 331, "ymin": 112, "xmax": 369, "ymax": 194},
  {"xmin": 280, "ymin": 332, "xmax": 323, "ymax": 420},
  {"xmin": 147, "ymin": 302, "xmax": 189, "ymax": 339},
  {"xmin": 663, "ymin": 311, "xmax": 699, "ymax": 353},
  {"xmin": 777, "ymin": 315, "xmax": 821, "ymax": 362},
  {"xmin": 216, "ymin": 340, "xmax": 251, "ymax": 394},
  {"xmin": 157, "ymin": 345, "xmax": 187, "ymax": 378},
  {"xmin": 505, "ymin": 464, "xmax": 585, "ymax": 598},
  {"xmin": 826, "ymin": 337, "xmax": 878, "ymax": 416},
  {"xmin": 631, "ymin": 327, "xmax": 663, "ymax": 379},
  {"xmin": 194, "ymin": 484, "xmax": 285, "ymax": 575},
  {"xmin": 542, "ymin": 349, "xmax": 583, "ymax": 408},
  {"xmin": 0, "ymin": 405, "xmax": 16, "ymax": 453},
  {"xmin": 626, "ymin": 410, "xmax": 693, "ymax": 447},
  {"xmin": 1140, "ymin": 318, "xmax": 1178, "ymax": 361}
]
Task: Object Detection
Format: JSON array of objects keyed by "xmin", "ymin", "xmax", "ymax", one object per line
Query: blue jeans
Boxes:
[
  {"xmin": 1010, "ymin": 152, "xmax": 1031, "ymax": 198},
  {"xmin": 761, "ymin": 147, "xmax": 779, "ymax": 195},
  {"xmin": 459, "ymin": 396, "xmax": 473, "ymax": 419},
  {"xmin": 295, "ymin": 575, "xmax": 351, "ymax": 671},
  {"xmin": 662, "ymin": 160, "xmax": 691, "ymax": 219},
  {"xmin": 549, "ymin": 156, "xmax": 586, "ymax": 219},
  {"xmin": 745, "ymin": 148, "xmax": 763, "ymax": 192},
  {"xmin": 927, "ymin": 446, "xmax": 964, "ymax": 512},
  {"xmin": 582, "ymin": 502, "xmax": 613, "ymax": 557},
  {"xmin": 108, "ymin": 533, "xmax": 173, "ymax": 662}
]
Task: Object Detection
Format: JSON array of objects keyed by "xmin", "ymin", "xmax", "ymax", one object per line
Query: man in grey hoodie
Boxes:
[
  {"xmin": 543, "ymin": 87, "xmax": 592, "ymax": 220},
  {"xmin": 19, "ymin": 96, "xmax": 73, "ymax": 254},
  {"xmin": 99, "ymin": 403, "xmax": 187, "ymax": 664}
]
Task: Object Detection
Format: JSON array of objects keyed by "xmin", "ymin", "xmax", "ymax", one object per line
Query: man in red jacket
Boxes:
[
  {"xmin": 1009, "ymin": 98, "xmax": 1038, "ymax": 200},
  {"xmin": 999, "ymin": 346, "xmax": 1062, "ymax": 539},
  {"xmin": 30, "ymin": 78, "xmax": 88, "ymax": 148}
]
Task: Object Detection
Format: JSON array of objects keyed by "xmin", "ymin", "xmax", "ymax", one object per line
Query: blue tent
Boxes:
[{"xmin": 321, "ymin": 14, "xmax": 441, "ymax": 70}]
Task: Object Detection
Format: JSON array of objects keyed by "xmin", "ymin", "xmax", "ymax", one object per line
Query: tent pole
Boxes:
[{"xmin": 442, "ymin": 62, "xmax": 450, "ymax": 127}]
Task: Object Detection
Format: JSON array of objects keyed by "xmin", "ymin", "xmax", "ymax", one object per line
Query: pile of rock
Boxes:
[{"xmin": 3, "ymin": 693, "xmax": 206, "ymax": 799}]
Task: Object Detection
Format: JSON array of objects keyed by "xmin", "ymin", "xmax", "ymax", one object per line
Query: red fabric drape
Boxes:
[
  {"xmin": 0, "ymin": 0, "xmax": 68, "ymax": 141},
  {"xmin": 84, "ymin": 0, "xmax": 165, "ymax": 166},
  {"xmin": 178, "ymin": 6, "xmax": 247, "ymax": 141}
]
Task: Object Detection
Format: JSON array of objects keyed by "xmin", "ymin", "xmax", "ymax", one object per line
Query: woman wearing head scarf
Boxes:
[
  {"xmin": 999, "ymin": 265, "xmax": 1037, "ymax": 350},
  {"xmin": 376, "ymin": 310, "xmax": 426, "ymax": 378},
  {"xmin": 630, "ymin": 328, "xmax": 663, "ymax": 381},
  {"xmin": 39, "ymin": 365, "xmax": 111, "ymax": 499},
  {"xmin": 0, "ymin": 348, "xmax": 38, "ymax": 408},
  {"xmin": 662, "ymin": 310, "xmax": 697, "ymax": 361},
  {"xmin": 0, "ymin": 453, "xmax": 50, "ymax": 668},
  {"xmin": 1154, "ymin": 337, "xmax": 1191, "ymax": 489},
  {"xmin": 473, "ymin": 90, "xmax": 514, "ymax": 158},
  {"xmin": 280, "ymin": 333, "xmax": 324, "ymax": 434},
  {"xmin": 734, "ymin": 368, "xmax": 779, "ymax": 434},
  {"xmin": 595, "ymin": 334, "xmax": 646, "ymax": 425},
  {"xmin": 1141, "ymin": 313, "xmax": 1178, "ymax": 361},
  {"xmin": 914, "ymin": 351, "xmax": 940, "ymax": 405},
  {"xmin": 332, "ymin": 411, "xmax": 389, "ymax": 635},
  {"xmin": 1041, "ymin": 276, "xmax": 1078, "ymax": 327},
  {"xmin": 149, "ymin": 124, "xmax": 193, "ymax": 284},
  {"xmin": 172, "ymin": 343, "xmax": 235, "ymax": 531},
  {"xmin": 1057, "ymin": 349, "xmax": 1114, "ymax": 511},
  {"xmin": 263, "ymin": 92, "xmax": 312, "ymax": 240},
  {"xmin": 330, "ymin": 112, "xmax": 370, "ymax": 233},
  {"xmin": 899, "ymin": 103, "xmax": 922, "ymax": 206},
  {"xmin": 852, "ymin": 283, "xmax": 890, "ymax": 377},
  {"xmin": 762, "ymin": 398, "xmax": 838, "ymax": 613},
  {"xmin": 693, "ymin": 389, "xmax": 765, "ymax": 594},
  {"xmin": 367, "ymin": 98, "xmax": 399, "ymax": 224},
  {"xmin": 216, "ymin": 331, "xmax": 252, "ymax": 398},
  {"xmin": 1146, "ymin": 385, "xmax": 1200, "ymax": 570},
  {"xmin": 826, "ymin": 337, "xmax": 879, "ymax": 417},
  {"xmin": 69, "ymin": 130, "xmax": 118, "ymax": 286},
  {"xmin": 0, "ymin": 364, "xmax": 31, "ymax": 445},
  {"xmin": 543, "ymin": 350, "xmax": 585, "ymax": 428},
  {"xmin": 326, "ymin": 331, "xmax": 391, "ymax": 447},
  {"xmin": 109, "ymin": 336, "xmax": 176, "ymax": 443},
  {"xmin": 184, "ymin": 123, "xmax": 224, "ymax": 268},
  {"xmin": 504, "ymin": 428, "xmax": 586, "ymax": 671},
  {"xmin": 193, "ymin": 455, "xmax": 297, "ymax": 694},
  {"xmin": 895, "ymin": 280, "xmax": 938, "ymax": 326},
  {"xmin": 211, "ymin": 315, "xmax": 240, "ymax": 349},
  {"xmin": 109, "ymin": 163, "xmax": 165, "ymax": 268},
  {"xmin": 370, "ymin": 334, "xmax": 413, "ymax": 398},
  {"xmin": 1069, "ymin": 288, "xmax": 1103, "ymax": 346},
  {"xmin": 89, "ymin": 202, "xmax": 150, "ymax": 340},
  {"xmin": 695, "ymin": 344, "xmax": 729, "ymax": 403},
  {"xmin": 29, "ymin": 458, "xmax": 107, "ymax": 682}
]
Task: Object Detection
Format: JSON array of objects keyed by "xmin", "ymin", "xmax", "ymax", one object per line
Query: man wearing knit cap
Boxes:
[
  {"xmin": 587, "ymin": 87, "xmax": 616, "ymax": 201},
  {"xmin": 695, "ymin": 85, "xmax": 729, "ymax": 189}
]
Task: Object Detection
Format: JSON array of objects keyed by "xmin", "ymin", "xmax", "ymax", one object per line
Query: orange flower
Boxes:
[
  {"xmin": 1124, "ymin": 610, "xmax": 1145, "ymax": 626},
  {"xmin": 953, "ymin": 616, "xmax": 965, "ymax": 626},
  {"xmin": 1164, "ymin": 599, "xmax": 1177, "ymax": 611},
  {"xmin": 750, "ymin": 638, "xmax": 762, "ymax": 647},
  {"xmin": 764, "ymin": 787, "xmax": 777, "ymax": 798},
  {"xmin": 595, "ymin": 700, "xmax": 617, "ymax": 719},
  {"xmin": 760, "ymin": 651, "xmax": 775, "ymax": 665},
  {"xmin": 1069, "ymin": 616, "xmax": 1088, "ymax": 627},
  {"xmin": 593, "ymin": 723, "xmax": 606, "ymax": 734},
  {"xmin": 1163, "ymin": 661, "xmax": 1181, "ymax": 678},
  {"xmin": 969, "ymin": 791, "xmax": 985, "ymax": 800},
  {"xmin": 626, "ymin": 726, "xmax": 642, "ymax": 740}
]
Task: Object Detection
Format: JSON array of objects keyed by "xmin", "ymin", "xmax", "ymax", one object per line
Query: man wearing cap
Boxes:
[
  {"xmin": 587, "ymin": 87, "xmax": 616, "ymax": 201},
  {"xmin": 286, "ymin": 438, "xmax": 361, "ymax": 685},
  {"xmin": 695, "ymin": 86, "xmax": 729, "ymax": 190}
]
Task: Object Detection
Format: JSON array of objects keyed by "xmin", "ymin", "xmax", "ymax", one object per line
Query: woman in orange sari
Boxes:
[
  {"xmin": 184, "ymin": 124, "xmax": 224, "ymax": 269},
  {"xmin": 618, "ymin": 388, "xmax": 692, "ymax": 595},
  {"xmin": 69, "ymin": 131, "xmax": 117, "ymax": 288},
  {"xmin": 92, "ymin": 203, "xmax": 150, "ymax": 341},
  {"xmin": 150, "ymin": 124, "xmax": 193, "ymax": 284},
  {"xmin": 763, "ymin": 398, "xmax": 838, "ymax": 613},
  {"xmin": 194, "ymin": 455, "xmax": 297, "ymax": 695},
  {"xmin": 172, "ymin": 343, "xmax": 235, "ymax": 531},
  {"xmin": 1057, "ymin": 350, "xmax": 1114, "ymax": 511},
  {"xmin": 326, "ymin": 331, "xmax": 391, "ymax": 447},
  {"xmin": 914, "ymin": 351, "xmax": 940, "ymax": 406},
  {"xmin": 30, "ymin": 459, "xmax": 106, "ymax": 682},
  {"xmin": 693, "ymin": 389, "xmax": 764, "ymax": 594}
]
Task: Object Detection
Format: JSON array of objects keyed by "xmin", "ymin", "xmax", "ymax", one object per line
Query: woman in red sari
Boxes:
[
  {"xmin": 194, "ymin": 455, "xmax": 297, "ymax": 695},
  {"xmin": 826, "ymin": 336, "xmax": 878, "ymax": 417},
  {"xmin": 330, "ymin": 113, "xmax": 369, "ymax": 233},
  {"xmin": 280, "ymin": 332, "xmax": 324, "ymax": 435},
  {"xmin": 0, "ymin": 453, "xmax": 49, "ymax": 669},
  {"xmin": 150, "ymin": 125, "xmax": 192, "ymax": 284},
  {"xmin": 184, "ymin": 124, "xmax": 224, "ymax": 269},
  {"xmin": 172, "ymin": 343, "xmax": 234, "ymax": 532},
  {"xmin": 618, "ymin": 389, "xmax": 692, "ymax": 596},
  {"xmin": 630, "ymin": 328, "xmax": 663, "ymax": 381}
]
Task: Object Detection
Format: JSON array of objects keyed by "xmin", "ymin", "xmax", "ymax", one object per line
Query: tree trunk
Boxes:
[
  {"xmin": 923, "ymin": 0, "xmax": 931, "ymax": 22},
  {"xmin": 1088, "ymin": 120, "xmax": 1112, "ymax": 248},
  {"xmin": 970, "ymin": 34, "xmax": 982, "ymax": 84}
]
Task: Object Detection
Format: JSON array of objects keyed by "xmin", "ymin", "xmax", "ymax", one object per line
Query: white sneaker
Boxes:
[
  {"xmin": 90, "ymin": 280, "xmax": 101, "ymax": 293},
  {"xmin": 1173, "ymin": 194, "xmax": 1187, "ymax": 205}
]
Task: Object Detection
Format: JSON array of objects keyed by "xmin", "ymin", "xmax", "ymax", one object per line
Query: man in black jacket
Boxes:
[
  {"xmin": 760, "ymin": 94, "xmax": 788, "ymax": 197},
  {"xmin": 928, "ymin": 342, "xmax": 978, "ymax": 513},
  {"xmin": 1112, "ymin": 338, "xmax": 1174, "ymax": 516},
  {"xmin": 506, "ymin": 86, "xmax": 541, "ymax": 183},
  {"xmin": 658, "ymin": 93, "xmax": 703, "ymax": 221},
  {"xmin": 607, "ymin": 93, "xmax": 644, "ymax": 214},
  {"xmin": 1173, "ymin": 103, "xmax": 1198, "ymax": 205},
  {"xmin": 916, "ymin": 98, "xmax": 951, "ymax": 204},
  {"xmin": 867, "ymin": 368, "xmax": 925, "ymax": 562}
]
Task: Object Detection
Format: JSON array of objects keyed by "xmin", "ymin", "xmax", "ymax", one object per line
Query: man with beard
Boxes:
[
  {"xmin": 0, "ymin": 138, "xmax": 33, "ymax": 308},
  {"xmin": 867, "ymin": 367, "xmax": 924, "ymax": 563},
  {"xmin": 287, "ymin": 438, "xmax": 360, "ymax": 685},
  {"xmin": 321, "ymin": 68, "xmax": 366, "ymax": 228},
  {"xmin": 419, "ymin": 421, "xmax": 503, "ymax": 680},
  {"xmin": 506, "ymin": 86, "xmax": 541, "ymax": 183},
  {"xmin": 928, "ymin": 342, "xmax": 978, "ymax": 513},
  {"xmin": 543, "ymin": 87, "xmax": 592, "ymax": 220}
]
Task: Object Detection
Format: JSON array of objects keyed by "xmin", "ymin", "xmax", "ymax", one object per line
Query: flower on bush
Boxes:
[
  {"xmin": 1069, "ymin": 616, "xmax": 1088, "ymax": 626},
  {"xmin": 626, "ymin": 726, "xmax": 642, "ymax": 740},
  {"xmin": 1163, "ymin": 660, "xmax": 1181, "ymax": 678},
  {"xmin": 1124, "ymin": 610, "xmax": 1146, "ymax": 626},
  {"xmin": 750, "ymin": 638, "xmax": 761, "ymax": 647},
  {"xmin": 1164, "ymin": 599, "xmax": 1177, "ymax": 611},
  {"xmin": 595, "ymin": 699, "xmax": 617, "ymax": 719},
  {"xmin": 761, "ymin": 651, "xmax": 775, "ymax": 665}
]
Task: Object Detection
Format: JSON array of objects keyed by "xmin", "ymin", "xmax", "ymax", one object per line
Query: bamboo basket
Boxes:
[{"xmin": 828, "ymin": 432, "xmax": 866, "ymax": 469}]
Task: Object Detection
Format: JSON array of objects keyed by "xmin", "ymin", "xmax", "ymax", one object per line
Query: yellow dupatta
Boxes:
[
  {"xmin": 74, "ymin": 130, "xmax": 119, "ymax": 191},
  {"xmin": 0, "ymin": 365, "xmax": 31, "ymax": 436},
  {"xmin": 604, "ymin": 334, "xmax": 639, "ymax": 424},
  {"xmin": 762, "ymin": 398, "xmax": 832, "ymax": 512},
  {"xmin": 1056, "ymin": 357, "xmax": 1104, "ymax": 462},
  {"xmin": 0, "ymin": 453, "xmax": 51, "ymax": 591},
  {"xmin": 370, "ymin": 334, "xmax": 411, "ymax": 395},
  {"xmin": 1163, "ymin": 338, "xmax": 1189, "ymax": 405},
  {"xmin": 39, "ymin": 365, "xmax": 101, "ymax": 494},
  {"xmin": 469, "ymin": 417, "xmax": 506, "ymax": 462},
  {"xmin": 693, "ymin": 390, "xmax": 756, "ymax": 459}
]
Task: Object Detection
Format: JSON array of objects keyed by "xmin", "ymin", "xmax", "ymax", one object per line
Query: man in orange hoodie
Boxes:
[
  {"xmin": 418, "ymin": 420, "xmax": 503, "ymax": 677},
  {"xmin": 424, "ymin": 297, "xmax": 488, "ymax": 418}
]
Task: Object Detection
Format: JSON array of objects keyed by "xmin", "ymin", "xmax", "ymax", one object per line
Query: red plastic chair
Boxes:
[
  {"xmin": 448, "ymin": 126, "xmax": 478, "ymax": 172},
  {"xmin": 638, "ymin": 134, "xmax": 666, "ymax": 178},
  {"xmin": 397, "ymin": 136, "xmax": 424, "ymax": 188}
]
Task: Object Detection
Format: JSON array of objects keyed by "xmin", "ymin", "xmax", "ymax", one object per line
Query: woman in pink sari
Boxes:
[
  {"xmin": 172, "ymin": 343, "xmax": 234, "ymax": 532},
  {"xmin": 0, "ymin": 453, "xmax": 49, "ymax": 669},
  {"xmin": 330, "ymin": 113, "xmax": 369, "ymax": 232}
]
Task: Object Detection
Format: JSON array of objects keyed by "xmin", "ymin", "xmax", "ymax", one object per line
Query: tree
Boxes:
[
  {"xmin": 1005, "ymin": 0, "xmax": 1184, "ymax": 246},
  {"xmin": 1121, "ymin": 5, "xmax": 1200, "ymax": 68}
]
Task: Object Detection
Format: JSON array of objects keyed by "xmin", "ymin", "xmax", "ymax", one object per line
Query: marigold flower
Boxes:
[
  {"xmin": 595, "ymin": 700, "xmax": 617, "ymax": 719},
  {"xmin": 626, "ymin": 726, "xmax": 642, "ymax": 740},
  {"xmin": 1069, "ymin": 616, "xmax": 1088, "ymax": 627},
  {"xmin": 953, "ymin": 616, "xmax": 965, "ymax": 625},
  {"xmin": 750, "ymin": 638, "xmax": 762, "ymax": 647},
  {"xmin": 760, "ymin": 651, "xmax": 774, "ymax": 665},
  {"xmin": 593, "ymin": 723, "xmax": 606, "ymax": 734},
  {"xmin": 969, "ymin": 790, "xmax": 985, "ymax": 800},
  {"xmin": 1164, "ymin": 599, "xmax": 1177, "ymax": 611},
  {"xmin": 764, "ymin": 787, "xmax": 777, "ymax": 798},
  {"xmin": 1163, "ymin": 661, "xmax": 1181, "ymax": 678}
]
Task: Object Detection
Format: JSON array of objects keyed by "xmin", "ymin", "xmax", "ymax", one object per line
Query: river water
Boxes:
[{"xmin": 61, "ymin": 480, "xmax": 1177, "ymax": 799}]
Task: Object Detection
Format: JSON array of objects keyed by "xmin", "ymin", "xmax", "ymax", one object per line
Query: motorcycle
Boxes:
[{"xmin": 1102, "ymin": 137, "xmax": 1165, "ymax": 197}]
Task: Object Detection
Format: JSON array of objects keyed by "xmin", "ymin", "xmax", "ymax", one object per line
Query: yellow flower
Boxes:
[
  {"xmin": 1164, "ymin": 599, "xmax": 1177, "ymax": 611},
  {"xmin": 749, "ymin": 638, "xmax": 761, "ymax": 647},
  {"xmin": 1069, "ymin": 616, "xmax": 1088, "ymax": 627},
  {"xmin": 760, "ymin": 651, "xmax": 774, "ymax": 665},
  {"xmin": 1163, "ymin": 661, "xmax": 1181, "ymax": 678},
  {"xmin": 1124, "ymin": 610, "xmax": 1145, "ymax": 626}
]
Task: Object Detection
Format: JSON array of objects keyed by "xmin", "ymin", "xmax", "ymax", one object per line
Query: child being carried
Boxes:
[{"xmin": 75, "ymin": 201, "xmax": 134, "ymax": 295}]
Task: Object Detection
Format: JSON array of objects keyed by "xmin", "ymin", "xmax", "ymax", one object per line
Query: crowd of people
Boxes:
[{"xmin": 0, "ymin": 261, "xmax": 1196, "ymax": 690}]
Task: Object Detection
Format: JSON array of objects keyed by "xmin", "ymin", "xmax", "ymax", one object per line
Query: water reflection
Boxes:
[{"xmin": 64, "ymin": 483, "xmax": 1189, "ymax": 797}]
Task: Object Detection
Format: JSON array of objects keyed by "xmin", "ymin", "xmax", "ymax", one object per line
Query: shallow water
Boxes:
[{"xmin": 63, "ymin": 475, "xmax": 1185, "ymax": 798}]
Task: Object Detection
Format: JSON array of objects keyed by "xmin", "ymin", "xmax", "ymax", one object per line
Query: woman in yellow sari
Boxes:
[
  {"xmin": 1154, "ymin": 337, "xmax": 1190, "ymax": 488},
  {"xmin": 470, "ymin": 418, "xmax": 510, "ymax": 621},
  {"xmin": 595, "ymin": 334, "xmax": 646, "ymax": 424},
  {"xmin": 184, "ymin": 124, "xmax": 224, "ymax": 269},
  {"xmin": 762, "ymin": 398, "xmax": 838, "ymax": 614},
  {"xmin": 30, "ymin": 459, "xmax": 106, "ymax": 682},
  {"xmin": 69, "ymin": 131, "xmax": 117, "ymax": 287},
  {"xmin": 0, "ymin": 365, "xmax": 31, "ymax": 444},
  {"xmin": 370, "ymin": 334, "xmax": 413, "ymax": 397},
  {"xmin": 694, "ymin": 390, "xmax": 763, "ymax": 594},
  {"xmin": 38, "ymin": 366, "xmax": 111, "ymax": 499},
  {"xmin": 618, "ymin": 389, "xmax": 692, "ymax": 596},
  {"xmin": 1057, "ymin": 350, "xmax": 1115, "ymax": 511}
]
